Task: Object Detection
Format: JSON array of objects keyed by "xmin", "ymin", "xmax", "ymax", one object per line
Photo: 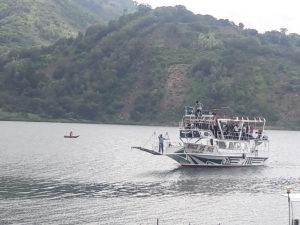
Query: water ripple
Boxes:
[{"xmin": 1, "ymin": 176, "xmax": 299, "ymax": 200}]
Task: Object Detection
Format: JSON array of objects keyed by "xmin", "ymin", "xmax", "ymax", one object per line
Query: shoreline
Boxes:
[{"xmin": 0, "ymin": 117, "xmax": 299, "ymax": 131}]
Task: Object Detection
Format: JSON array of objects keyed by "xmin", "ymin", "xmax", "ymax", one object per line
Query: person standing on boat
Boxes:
[
  {"xmin": 194, "ymin": 101, "xmax": 203, "ymax": 117},
  {"xmin": 233, "ymin": 124, "xmax": 239, "ymax": 139},
  {"xmin": 158, "ymin": 134, "xmax": 168, "ymax": 154}
]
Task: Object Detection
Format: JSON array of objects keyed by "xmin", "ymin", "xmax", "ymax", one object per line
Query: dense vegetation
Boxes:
[
  {"xmin": 0, "ymin": 6, "xmax": 299, "ymax": 129},
  {"xmin": 0, "ymin": 0, "xmax": 135, "ymax": 52}
]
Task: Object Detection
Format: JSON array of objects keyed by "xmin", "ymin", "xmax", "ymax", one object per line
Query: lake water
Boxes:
[{"xmin": 0, "ymin": 121, "xmax": 300, "ymax": 225}]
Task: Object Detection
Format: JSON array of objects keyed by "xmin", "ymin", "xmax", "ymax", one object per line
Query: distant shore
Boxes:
[{"xmin": 0, "ymin": 111, "xmax": 298, "ymax": 131}]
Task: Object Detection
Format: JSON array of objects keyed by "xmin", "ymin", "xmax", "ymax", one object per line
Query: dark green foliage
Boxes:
[
  {"xmin": 0, "ymin": 6, "xmax": 299, "ymax": 129},
  {"xmin": 0, "ymin": 0, "xmax": 136, "ymax": 52}
]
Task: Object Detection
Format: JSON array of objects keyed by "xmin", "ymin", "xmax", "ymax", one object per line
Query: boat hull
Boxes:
[
  {"xmin": 64, "ymin": 135, "xmax": 80, "ymax": 138},
  {"xmin": 166, "ymin": 153, "xmax": 268, "ymax": 167}
]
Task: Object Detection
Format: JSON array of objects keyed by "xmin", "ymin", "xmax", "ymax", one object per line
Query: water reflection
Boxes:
[
  {"xmin": 0, "ymin": 123, "xmax": 300, "ymax": 225},
  {"xmin": 147, "ymin": 165, "xmax": 267, "ymax": 177},
  {"xmin": 1, "ymin": 174, "xmax": 298, "ymax": 200}
]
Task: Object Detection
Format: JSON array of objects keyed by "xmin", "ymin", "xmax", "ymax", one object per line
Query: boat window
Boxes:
[
  {"xmin": 180, "ymin": 130, "xmax": 201, "ymax": 138},
  {"xmin": 228, "ymin": 142, "xmax": 242, "ymax": 150},
  {"xmin": 217, "ymin": 141, "xmax": 226, "ymax": 149},
  {"xmin": 193, "ymin": 131, "xmax": 200, "ymax": 137},
  {"xmin": 186, "ymin": 131, "xmax": 193, "ymax": 138},
  {"xmin": 204, "ymin": 131, "xmax": 210, "ymax": 137},
  {"xmin": 180, "ymin": 130, "xmax": 185, "ymax": 138},
  {"xmin": 180, "ymin": 130, "xmax": 193, "ymax": 138}
]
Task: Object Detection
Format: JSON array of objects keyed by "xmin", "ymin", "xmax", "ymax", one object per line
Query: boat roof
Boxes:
[
  {"xmin": 183, "ymin": 105, "xmax": 266, "ymax": 123},
  {"xmin": 217, "ymin": 117, "xmax": 266, "ymax": 123},
  {"xmin": 183, "ymin": 114, "xmax": 266, "ymax": 123}
]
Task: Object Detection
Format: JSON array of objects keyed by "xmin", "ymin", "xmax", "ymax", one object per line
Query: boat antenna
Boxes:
[
  {"xmin": 165, "ymin": 132, "xmax": 171, "ymax": 145},
  {"xmin": 287, "ymin": 187, "xmax": 292, "ymax": 225}
]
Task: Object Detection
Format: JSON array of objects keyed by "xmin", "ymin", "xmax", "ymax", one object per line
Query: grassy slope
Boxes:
[{"xmin": 0, "ymin": 0, "xmax": 135, "ymax": 52}]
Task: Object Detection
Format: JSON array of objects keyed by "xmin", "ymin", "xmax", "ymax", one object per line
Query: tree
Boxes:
[
  {"xmin": 238, "ymin": 23, "xmax": 245, "ymax": 30},
  {"xmin": 280, "ymin": 27, "xmax": 288, "ymax": 35}
]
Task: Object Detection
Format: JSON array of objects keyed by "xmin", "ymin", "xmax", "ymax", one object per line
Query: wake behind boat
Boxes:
[{"xmin": 132, "ymin": 103, "xmax": 269, "ymax": 167}]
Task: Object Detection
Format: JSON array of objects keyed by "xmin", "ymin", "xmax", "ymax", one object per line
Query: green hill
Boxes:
[
  {"xmin": 0, "ymin": 0, "xmax": 135, "ymax": 52},
  {"xmin": 0, "ymin": 5, "xmax": 299, "ymax": 129}
]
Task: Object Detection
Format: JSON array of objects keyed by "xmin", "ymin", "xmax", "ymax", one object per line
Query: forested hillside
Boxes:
[
  {"xmin": 0, "ymin": 0, "xmax": 135, "ymax": 52},
  {"xmin": 0, "ymin": 6, "xmax": 299, "ymax": 129}
]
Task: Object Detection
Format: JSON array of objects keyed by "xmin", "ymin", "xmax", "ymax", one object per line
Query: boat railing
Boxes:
[
  {"xmin": 220, "ymin": 132, "xmax": 265, "ymax": 141},
  {"xmin": 182, "ymin": 109, "xmax": 266, "ymax": 122},
  {"xmin": 178, "ymin": 125, "xmax": 268, "ymax": 142},
  {"xmin": 179, "ymin": 120, "xmax": 215, "ymax": 130}
]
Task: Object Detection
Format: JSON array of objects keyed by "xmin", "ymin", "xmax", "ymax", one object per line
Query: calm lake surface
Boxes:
[{"xmin": 0, "ymin": 121, "xmax": 300, "ymax": 225}]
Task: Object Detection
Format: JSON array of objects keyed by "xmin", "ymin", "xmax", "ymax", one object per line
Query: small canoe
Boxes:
[{"xmin": 64, "ymin": 135, "xmax": 80, "ymax": 138}]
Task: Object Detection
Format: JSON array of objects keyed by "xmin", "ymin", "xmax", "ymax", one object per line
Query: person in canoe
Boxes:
[{"xmin": 64, "ymin": 131, "xmax": 79, "ymax": 138}]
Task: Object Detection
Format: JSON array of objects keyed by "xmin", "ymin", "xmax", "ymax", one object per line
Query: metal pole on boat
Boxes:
[
  {"xmin": 156, "ymin": 218, "xmax": 159, "ymax": 225},
  {"xmin": 287, "ymin": 187, "xmax": 292, "ymax": 225}
]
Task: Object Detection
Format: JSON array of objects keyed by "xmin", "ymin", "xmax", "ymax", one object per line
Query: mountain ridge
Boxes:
[{"xmin": 0, "ymin": 5, "xmax": 299, "ymax": 129}]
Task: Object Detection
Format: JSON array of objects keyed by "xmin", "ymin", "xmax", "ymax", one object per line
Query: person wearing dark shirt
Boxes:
[{"xmin": 194, "ymin": 101, "xmax": 203, "ymax": 117}]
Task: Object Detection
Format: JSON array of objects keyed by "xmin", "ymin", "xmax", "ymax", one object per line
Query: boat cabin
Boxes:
[{"xmin": 180, "ymin": 105, "xmax": 267, "ymax": 141}]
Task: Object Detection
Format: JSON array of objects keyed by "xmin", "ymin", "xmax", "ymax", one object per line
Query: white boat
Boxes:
[{"xmin": 133, "ymin": 104, "xmax": 269, "ymax": 167}]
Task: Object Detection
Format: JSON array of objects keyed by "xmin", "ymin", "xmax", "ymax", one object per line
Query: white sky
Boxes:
[{"xmin": 135, "ymin": 0, "xmax": 300, "ymax": 34}]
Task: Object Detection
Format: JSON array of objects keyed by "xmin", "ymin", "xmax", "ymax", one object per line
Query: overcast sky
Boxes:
[{"xmin": 136, "ymin": 0, "xmax": 300, "ymax": 34}]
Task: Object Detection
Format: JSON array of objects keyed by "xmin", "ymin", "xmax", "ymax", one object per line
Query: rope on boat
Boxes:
[
  {"xmin": 134, "ymin": 131, "xmax": 176, "ymax": 152},
  {"xmin": 165, "ymin": 132, "xmax": 172, "ymax": 146},
  {"xmin": 142, "ymin": 131, "xmax": 156, "ymax": 148}
]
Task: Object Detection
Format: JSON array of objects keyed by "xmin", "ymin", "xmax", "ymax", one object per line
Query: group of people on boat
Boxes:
[
  {"xmin": 185, "ymin": 117, "xmax": 263, "ymax": 140},
  {"xmin": 183, "ymin": 101, "xmax": 265, "ymax": 141},
  {"xmin": 219, "ymin": 123, "xmax": 262, "ymax": 140}
]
